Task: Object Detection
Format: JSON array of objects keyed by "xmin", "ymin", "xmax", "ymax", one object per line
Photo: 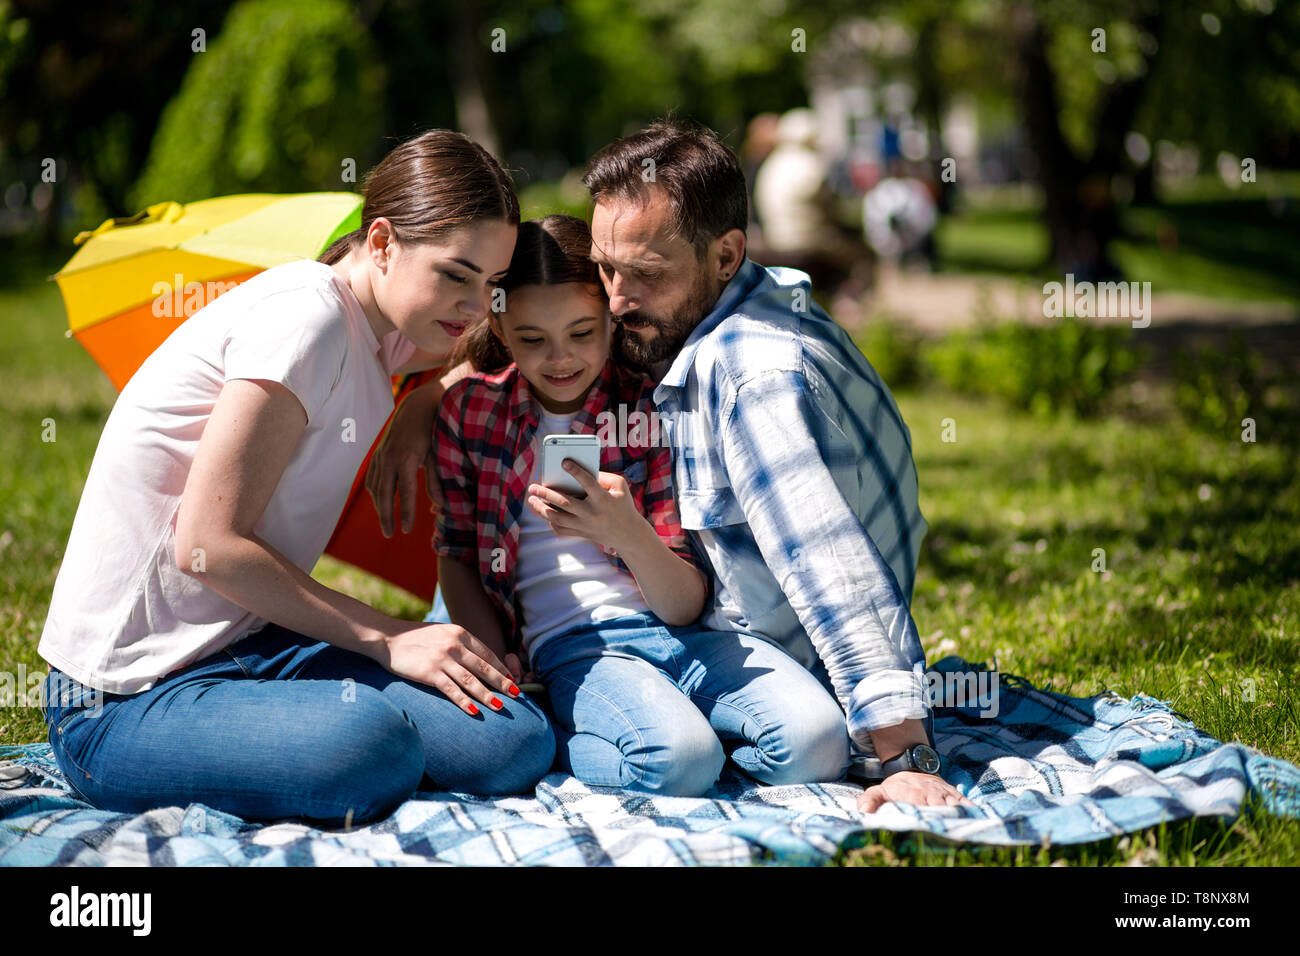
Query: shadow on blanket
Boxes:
[{"xmin": 1, "ymin": 657, "xmax": 1296, "ymax": 866}]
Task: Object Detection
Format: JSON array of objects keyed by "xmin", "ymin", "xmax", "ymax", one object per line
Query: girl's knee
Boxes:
[
  {"xmin": 627, "ymin": 721, "xmax": 726, "ymax": 797},
  {"xmin": 748, "ymin": 701, "xmax": 852, "ymax": 785}
]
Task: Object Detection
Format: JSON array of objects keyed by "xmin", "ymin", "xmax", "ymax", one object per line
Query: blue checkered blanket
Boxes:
[{"xmin": 2, "ymin": 658, "xmax": 1296, "ymax": 865}]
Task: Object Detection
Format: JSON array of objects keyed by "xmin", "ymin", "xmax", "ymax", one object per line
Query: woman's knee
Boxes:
[
  {"xmin": 470, "ymin": 701, "xmax": 557, "ymax": 794},
  {"xmin": 296, "ymin": 687, "xmax": 427, "ymax": 822}
]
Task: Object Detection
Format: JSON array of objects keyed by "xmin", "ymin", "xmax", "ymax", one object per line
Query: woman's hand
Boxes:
[
  {"xmin": 526, "ymin": 460, "xmax": 645, "ymax": 554},
  {"xmin": 366, "ymin": 379, "xmax": 445, "ymax": 536},
  {"xmin": 856, "ymin": 771, "xmax": 976, "ymax": 813},
  {"xmin": 379, "ymin": 622, "xmax": 521, "ymax": 716}
]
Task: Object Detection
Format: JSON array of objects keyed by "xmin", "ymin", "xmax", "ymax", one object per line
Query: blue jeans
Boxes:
[
  {"xmin": 529, "ymin": 612, "xmax": 852, "ymax": 797},
  {"xmin": 41, "ymin": 622, "xmax": 556, "ymax": 826}
]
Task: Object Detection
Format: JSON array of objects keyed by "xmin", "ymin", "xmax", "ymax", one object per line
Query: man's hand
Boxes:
[
  {"xmin": 856, "ymin": 771, "xmax": 975, "ymax": 813},
  {"xmin": 366, "ymin": 380, "xmax": 445, "ymax": 536}
]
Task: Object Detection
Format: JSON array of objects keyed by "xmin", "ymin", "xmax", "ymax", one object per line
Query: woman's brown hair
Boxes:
[
  {"xmin": 318, "ymin": 129, "xmax": 520, "ymax": 266},
  {"xmin": 450, "ymin": 214, "xmax": 604, "ymax": 373}
]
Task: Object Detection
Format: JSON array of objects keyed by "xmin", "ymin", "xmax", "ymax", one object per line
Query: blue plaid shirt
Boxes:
[{"xmin": 653, "ymin": 258, "xmax": 931, "ymax": 773}]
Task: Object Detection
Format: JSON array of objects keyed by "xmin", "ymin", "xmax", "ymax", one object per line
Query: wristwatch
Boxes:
[{"xmin": 879, "ymin": 743, "xmax": 942, "ymax": 778}]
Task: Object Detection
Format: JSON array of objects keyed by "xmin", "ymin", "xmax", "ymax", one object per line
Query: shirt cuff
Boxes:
[{"xmin": 845, "ymin": 665, "xmax": 930, "ymax": 744}]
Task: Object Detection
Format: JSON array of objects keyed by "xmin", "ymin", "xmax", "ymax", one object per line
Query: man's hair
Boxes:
[{"xmin": 582, "ymin": 118, "xmax": 748, "ymax": 260}]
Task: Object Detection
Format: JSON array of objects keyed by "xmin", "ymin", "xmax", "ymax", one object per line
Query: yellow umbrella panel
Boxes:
[{"xmin": 56, "ymin": 193, "xmax": 362, "ymax": 390}]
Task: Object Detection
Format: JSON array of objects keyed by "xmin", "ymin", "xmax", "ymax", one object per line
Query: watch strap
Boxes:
[{"xmin": 879, "ymin": 743, "xmax": 940, "ymax": 778}]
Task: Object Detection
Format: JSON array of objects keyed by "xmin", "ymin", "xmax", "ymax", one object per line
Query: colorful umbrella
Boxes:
[
  {"xmin": 55, "ymin": 193, "xmax": 442, "ymax": 602},
  {"xmin": 57, "ymin": 192, "xmax": 363, "ymax": 389}
]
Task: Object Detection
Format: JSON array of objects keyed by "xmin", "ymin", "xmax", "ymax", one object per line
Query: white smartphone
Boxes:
[{"xmin": 540, "ymin": 433, "xmax": 601, "ymax": 497}]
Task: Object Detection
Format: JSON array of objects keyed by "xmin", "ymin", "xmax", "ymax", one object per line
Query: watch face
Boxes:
[{"xmin": 913, "ymin": 745, "xmax": 941, "ymax": 774}]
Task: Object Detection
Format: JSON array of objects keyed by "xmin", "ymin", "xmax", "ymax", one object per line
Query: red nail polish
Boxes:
[
  {"xmin": 467, "ymin": 703, "xmax": 479, "ymax": 715},
  {"xmin": 491, "ymin": 696, "xmax": 503, "ymax": 709},
  {"xmin": 508, "ymin": 685, "xmax": 520, "ymax": 697}
]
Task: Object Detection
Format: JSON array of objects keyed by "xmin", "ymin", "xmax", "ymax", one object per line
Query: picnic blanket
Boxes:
[{"xmin": 2, "ymin": 657, "xmax": 1296, "ymax": 866}]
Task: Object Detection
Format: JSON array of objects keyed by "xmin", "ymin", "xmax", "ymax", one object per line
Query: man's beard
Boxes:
[{"xmin": 613, "ymin": 267, "xmax": 717, "ymax": 373}]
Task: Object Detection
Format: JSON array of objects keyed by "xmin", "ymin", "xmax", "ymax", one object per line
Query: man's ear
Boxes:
[{"xmin": 712, "ymin": 227, "xmax": 747, "ymax": 281}]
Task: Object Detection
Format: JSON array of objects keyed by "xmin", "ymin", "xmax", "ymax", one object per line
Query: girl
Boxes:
[
  {"xmin": 434, "ymin": 214, "xmax": 850, "ymax": 796},
  {"xmin": 38, "ymin": 130, "xmax": 555, "ymax": 826}
]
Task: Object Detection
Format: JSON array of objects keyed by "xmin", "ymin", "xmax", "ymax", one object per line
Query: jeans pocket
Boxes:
[{"xmin": 51, "ymin": 706, "xmax": 100, "ymax": 794}]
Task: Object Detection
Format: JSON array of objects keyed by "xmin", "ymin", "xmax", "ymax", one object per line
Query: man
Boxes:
[{"xmin": 370, "ymin": 120, "xmax": 970, "ymax": 812}]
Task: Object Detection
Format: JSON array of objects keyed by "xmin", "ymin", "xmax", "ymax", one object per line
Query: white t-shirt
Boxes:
[
  {"xmin": 38, "ymin": 258, "xmax": 418, "ymax": 695},
  {"xmin": 754, "ymin": 143, "xmax": 833, "ymax": 250},
  {"xmin": 514, "ymin": 410, "xmax": 649, "ymax": 658}
]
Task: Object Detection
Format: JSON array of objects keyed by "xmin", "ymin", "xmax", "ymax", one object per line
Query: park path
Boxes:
[{"xmin": 839, "ymin": 265, "xmax": 1299, "ymax": 335}]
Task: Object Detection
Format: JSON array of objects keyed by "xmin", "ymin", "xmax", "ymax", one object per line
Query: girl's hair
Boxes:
[
  {"xmin": 450, "ymin": 214, "xmax": 604, "ymax": 373},
  {"xmin": 317, "ymin": 129, "xmax": 520, "ymax": 266}
]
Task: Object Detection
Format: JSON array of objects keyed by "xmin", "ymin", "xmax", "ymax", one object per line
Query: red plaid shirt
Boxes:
[{"xmin": 434, "ymin": 358, "xmax": 702, "ymax": 647}]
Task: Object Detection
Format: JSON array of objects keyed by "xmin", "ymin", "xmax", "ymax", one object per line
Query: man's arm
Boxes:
[{"xmin": 717, "ymin": 368, "xmax": 929, "ymax": 749}]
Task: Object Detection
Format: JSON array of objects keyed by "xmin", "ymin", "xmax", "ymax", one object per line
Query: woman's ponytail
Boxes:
[{"xmin": 318, "ymin": 129, "xmax": 519, "ymax": 267}]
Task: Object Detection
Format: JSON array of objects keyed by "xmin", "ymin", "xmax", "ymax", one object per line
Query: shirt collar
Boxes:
[
  {"xmin": 656, "ymin": 257, "xmax": 764, "ymax": 393},
  {"xmin": 506, "ymin": 357, "xmax": 617, "ymax": 431}
]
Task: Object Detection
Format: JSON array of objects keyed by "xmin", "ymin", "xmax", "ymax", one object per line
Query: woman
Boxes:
[{"xmin": 38, "ymin": 130, "xmax": 556, "ymax": 826}]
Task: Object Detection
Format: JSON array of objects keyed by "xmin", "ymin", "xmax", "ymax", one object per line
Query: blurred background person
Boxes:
[{"xmin": 751, "ymin": 108, "xmax": 874, "ymax": 307}]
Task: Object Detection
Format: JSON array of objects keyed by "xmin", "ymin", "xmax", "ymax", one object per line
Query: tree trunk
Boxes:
[
  {"xmin": 446, "ymin": 0, "xmax": 500, "ymax": 156},
  {"xmin": 1013, "ymin": 3, "xmax": 1163, "ymax": 281}
]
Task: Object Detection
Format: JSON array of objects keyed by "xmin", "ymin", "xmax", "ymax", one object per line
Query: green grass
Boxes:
[
  {"xmin": 1, "ymin": 246, "xmax": 1296, "ymax": 864},
  {"xmin": 830, "ymin": 383, "xmax": 1300, "ymax": 865},
  {"xmin": 934, "ymin": 174, "xmax": 1300, "ymax": 307}
]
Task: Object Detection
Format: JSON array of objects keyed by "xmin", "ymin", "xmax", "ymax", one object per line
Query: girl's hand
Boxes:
[
  {"xmin": 503, "ymin": 652, "xmax": 531, "ymax": 685},
  {"xmin": 379, "ymin": 622, "xmax": 521, "ymax": 716},
  {"xmin": 526, "ymin": 460, "xmax": 647, "ymax": 554}
]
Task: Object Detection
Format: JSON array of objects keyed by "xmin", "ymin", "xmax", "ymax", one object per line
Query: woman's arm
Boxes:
[
  {"xmin": 526, "ymin": 461, "xmax": 708, "ymax": 626},
  {"xmin": 365, "ymin": 360, "xmax": 476, "ymax": 536},
  {"xmin": 175, "ymin": 378, "xmax": 519, "ymax": 713}
]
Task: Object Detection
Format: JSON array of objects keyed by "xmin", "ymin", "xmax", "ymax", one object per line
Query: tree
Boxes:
[
  {"xmin": 129, "ymin": 0, "xmax": 384, "ymax": 208},
  {"xmin": 0, "ymin": 0, "xmax": 236, "ymax": 243}
]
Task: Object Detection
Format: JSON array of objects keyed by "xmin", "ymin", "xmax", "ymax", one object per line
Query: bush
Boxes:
[
  {"xmin": 1172, "ymin": 332, "xmax": 1267, "ymax": 434},
  {"xmin": 920, "ymin": 317, "xmax": 1141, "ymax": 417},
  {"xmin": 129, "ymin": 0, "xmax": 384, "ymax": 207},
  {"xmin": 856, "ymin": 315, "xmax": 925, "ymax": 390}
]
